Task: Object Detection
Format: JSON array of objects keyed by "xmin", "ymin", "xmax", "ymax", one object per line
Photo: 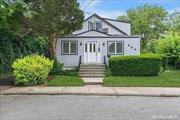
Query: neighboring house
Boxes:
[{"xmin": 56, "ymin": 14, "xmax": 140, "ymax": 68}]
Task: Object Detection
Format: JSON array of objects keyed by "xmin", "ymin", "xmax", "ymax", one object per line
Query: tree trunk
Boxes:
[{"xmin": 48, "ymin": 33, "xmax": 56, "ymax": 60}]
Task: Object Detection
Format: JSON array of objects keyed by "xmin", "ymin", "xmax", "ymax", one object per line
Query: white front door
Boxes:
[
  {"xmin": 84, "ymin": 41, "xmax": 101, "ymax": 64},
  {"xmin": 86, "ymin": 41, "xmax": 97, "ymax": 63}
]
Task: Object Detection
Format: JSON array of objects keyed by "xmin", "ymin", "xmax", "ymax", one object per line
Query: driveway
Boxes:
[{"xmin": 0, "ymin": 95, "xmax": 179, "ymax": 120}]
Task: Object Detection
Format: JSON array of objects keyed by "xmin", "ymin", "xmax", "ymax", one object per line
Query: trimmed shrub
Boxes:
[
  {"xmin": 49, "ymin": 59, "xmax": 63, "ymax": 75},
  {"xmin": 12, "ymin": 55, "xmax": 53, "ymax": 86},
  {"xmin": 109, "ymin": 54, "xmax": 162, "ymax": 76},
  {"xmin": 175, "ymin": 57, "xmax": 180, "ymax": 69},
  {"xmin": 106, "ymin": 68, "xmax": 112, "ymax": 76},
  {"xmin": 62, "ymin": 69, "xmax": 79, "ymax": 76}
]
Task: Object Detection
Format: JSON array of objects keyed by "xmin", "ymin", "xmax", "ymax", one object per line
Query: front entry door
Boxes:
[{"xmin": 84, "ymin": 41, "xmax": 97, "ymax": 63}]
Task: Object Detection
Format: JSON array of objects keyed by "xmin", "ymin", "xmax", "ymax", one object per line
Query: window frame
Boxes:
[
  {"xmin": 94, "ymin": 21, "xmax": 102, "ymax": 31},
  {"xmin": 107, "ymin": 41, "xmax": 124, "ymax": 55},
  {"xmin": 88, "ymin": 21, "xmax": 93, "ymax": 31},
  {"xmin": 61, "ymin": 41, "xmax": 78, "ymax": 55}
]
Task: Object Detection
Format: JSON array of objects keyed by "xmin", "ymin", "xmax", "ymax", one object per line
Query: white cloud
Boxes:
[
  {"xmin": 167, "ymin": 7, "xmax": 180, "ymax": 14},
  {"xmin": 87, "ymin": 9, "xmax": 126, "ymax": 19}
]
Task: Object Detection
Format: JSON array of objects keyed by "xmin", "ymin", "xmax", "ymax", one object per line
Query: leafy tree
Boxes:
[
  {"xmin": 165, "ymin": 12, "xmax": 180, "ymax": 33},
  {"xmin": 156, "ymin": 31, "xmax": 180, "ymax": 57},
  {"xmin": 25, "ymin": 0, "xmax": 84, "ymax": 59},
  {"xmin": 118, "ymin": 5, "xmax": 167, "ymax": 49},
  {"xmin": 0, "ymin": 0, "xmax": 30, "ymax": 33}
]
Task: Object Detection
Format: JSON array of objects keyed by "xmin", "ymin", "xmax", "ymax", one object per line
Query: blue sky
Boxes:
[{"xmin": 78, "ymin": 0, "xmax": 180, "ymax": 19}]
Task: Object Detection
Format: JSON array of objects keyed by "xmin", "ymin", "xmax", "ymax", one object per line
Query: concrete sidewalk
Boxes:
[{"xmin": 0, "ymin": 85, "xmax": 180, "ymax": 97}]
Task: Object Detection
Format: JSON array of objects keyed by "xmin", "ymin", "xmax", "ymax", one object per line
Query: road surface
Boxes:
[{"xmin": 0, "ymin": 95, "xmax": 180, "ymax": 120}]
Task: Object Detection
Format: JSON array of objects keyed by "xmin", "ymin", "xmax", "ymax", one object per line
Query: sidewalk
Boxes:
[{"xmin": 0, "ymin": 85, "xmax": 180, "ymax": 97}]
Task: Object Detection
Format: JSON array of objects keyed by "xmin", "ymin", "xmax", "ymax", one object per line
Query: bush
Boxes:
[
  {"xmin": 109, "ymin": 54, "xmax": 162, "ymax": 76},
  {"xmin": 106, "ymin": 68, "xmax": 112, "ymax": 76},
  {"xmin": 62, "ymin": 69, "xmax": 79, "ymax": 76},
  {"xmin": 156, "ymin": 31, "xmax": 180, "ymax": 57},
  {"xmin": 12, "ymin": 55, "xmax": 53, "ymax": 86},
  {"xmin": 49, "ymin": 59, "xmax": 63, "ymax": 75},
  {"xmin": 175, "ymin": 57, "xmax": 180, "ymax": 69}
]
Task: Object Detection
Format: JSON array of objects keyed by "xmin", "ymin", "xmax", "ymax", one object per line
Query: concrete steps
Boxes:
[
  {"xmin": 79, "ymin": 64, "xmax": 106, "ymax": 85},
  {"xmin": 79, "ymin": 64, "xmax": 106, "ymax": 78}
]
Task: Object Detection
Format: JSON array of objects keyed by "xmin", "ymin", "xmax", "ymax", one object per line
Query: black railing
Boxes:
[
  {"xmin": 77, "ymin": 55, "xmax": 82, "ymax": 71},
  {"xmin": 104, "ymin": 55, "xmax": 107, "ymax": 68}
]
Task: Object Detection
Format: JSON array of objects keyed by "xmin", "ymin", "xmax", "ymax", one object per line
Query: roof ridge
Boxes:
[{"xmin": 103, "ymin": 17, "xmax": 131, "ymax": 23}]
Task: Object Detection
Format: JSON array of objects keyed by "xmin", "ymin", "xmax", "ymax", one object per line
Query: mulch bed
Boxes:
[{"xmin": 0, "ymin": 76, "xmax": 14, "ymax": 86}]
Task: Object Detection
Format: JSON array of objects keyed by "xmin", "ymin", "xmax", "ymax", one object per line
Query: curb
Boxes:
[{"xmin": 0, "ymin": 92, "xmax": 179, "ymax": 97}]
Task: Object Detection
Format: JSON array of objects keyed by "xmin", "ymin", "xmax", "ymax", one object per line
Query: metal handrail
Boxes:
[
  {"xmin": 104, "ymin": 55, "xmax": 107, "ymax": 68},
  {"xmin": 77, "ymin": 55, "xmax": 82, "ymax": 71}
]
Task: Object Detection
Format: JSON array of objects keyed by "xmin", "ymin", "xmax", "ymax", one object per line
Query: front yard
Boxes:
[
  {"xmin": 47, "ymin": 76, "xmax": 84, "ymax": 86},
  {"xmin": 103, "ymin": 70, "xmax": 180, "ymax": 87}
]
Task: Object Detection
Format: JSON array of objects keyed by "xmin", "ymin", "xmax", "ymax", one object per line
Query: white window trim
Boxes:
[
  {"xmin": 108, "ymin": 41, "xmax": 124, "ymax": 55},
  {"xmin": 61, "ymin": 41, "xmax": 78, "ymax": 55},
  {"xmin": 94, "ymin": 21, "xmax": 102, "ymax": 31},
  {"xmin": 88, "ymin": 21, "xmax": 93, "ymax": 31}
]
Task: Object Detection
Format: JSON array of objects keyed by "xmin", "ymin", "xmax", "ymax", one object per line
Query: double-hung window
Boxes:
[
  {"xmin": 95, "ymin": 21, "xmax": 102, "ymax": 31},
  {"xmin": 88, "ymin": 21, "xmax": 93, "ymax": 30},
  {"xmin": 108, "ymin": 41, "xmax": 124, "ymax": 54},
  {"xmin": 61, "ymin": 41, "xmax": 78, "ymax": 55}
]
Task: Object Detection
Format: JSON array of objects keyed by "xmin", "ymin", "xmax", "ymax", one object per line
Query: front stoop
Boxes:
[{"xmin": 79, "ymin": 64, "xmax": 106, "ymax": 85}]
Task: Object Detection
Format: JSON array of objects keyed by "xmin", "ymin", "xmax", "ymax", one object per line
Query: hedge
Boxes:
[
  {"xmin": 175, "ymin": 57, "xmax": 180, "ymax": 69},
  {"xmin": 109, "ymin": 54, "xmax": 162, "ymax": 76}
]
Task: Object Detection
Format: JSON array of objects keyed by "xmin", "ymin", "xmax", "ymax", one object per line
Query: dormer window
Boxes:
[
  {"xmin": 95, "ymin": 21, "xmax": 102, "ymax": 31},
  {"xmin": 88, "ymin": 21, "xmax": 93, "ymax": 31}
]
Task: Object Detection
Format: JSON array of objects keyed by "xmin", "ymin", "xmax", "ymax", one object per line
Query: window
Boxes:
[
  {"xmin": 88, "ymin": 21, "xmax": 93, "ymax": 30},
  {"xmin": 85, "ymin": 43, "xmax": 87, "ymax": 52},
  {"xmin": 108, "ymin": 42, "xmax": 123, "ymax": 54},
  {"xmin": 95, "ymin": 21, "xmax": 102, "ymax": 31},
  {"xmin": 62, "ymin": 41, "xmax": 77, "ymax": 54}
]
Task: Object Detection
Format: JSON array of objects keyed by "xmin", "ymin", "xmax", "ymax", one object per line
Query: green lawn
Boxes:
[
  {"xmin": 47, "ymin": 76, "xmax": 84, "ymax": 86},
  {"xmin": 103, "ymin": 70, "xmax": 180, "ymax": 87}
]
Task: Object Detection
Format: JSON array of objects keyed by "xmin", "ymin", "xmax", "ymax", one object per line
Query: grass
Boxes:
[
  {"xmin": 103, "ymin": 70, "xmax": 180, "ymax": 87},
  {"xmin": 47, "ymin": 75, "xmax": 84, "ymax": 86}
]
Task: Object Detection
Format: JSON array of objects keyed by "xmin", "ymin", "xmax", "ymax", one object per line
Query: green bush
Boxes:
[
  {"xmin": 175, "ymin": 57, "xmax": 180, "ymax": 69},
  {"xmin": 49, "ymin": 59, "xmax": 63, "ymax": 75},
  {"xmin": 12, "ymin": 55, "xmax": 53, "ymax": 86},
  {"xmin": 109, "ymin": 54, "xmax": 162, "ymax": 76},
  {"xmin": 106, "ymin": 68, "xmax": 112, "ymax": 76},
  {"xmin": 62, "ymin": 69, "xmax": 79, "ymax": 76},
  {"xmin": 0, "ymin": 29, "xmax": 48, "ymax": 74},
  {"xmin": 156, "ymin": 31, "xmax": 180, "ymax": 57}
]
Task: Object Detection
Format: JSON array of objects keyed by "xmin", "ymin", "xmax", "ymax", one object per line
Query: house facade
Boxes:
[{"xmin": 56, "ymin": 14, "xmax": 140, "ymax": 68}]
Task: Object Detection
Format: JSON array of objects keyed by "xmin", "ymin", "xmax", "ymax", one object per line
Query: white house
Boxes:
[{"xmin": 56, "ymin": 14, "xmax": 140, "ymax": 68}]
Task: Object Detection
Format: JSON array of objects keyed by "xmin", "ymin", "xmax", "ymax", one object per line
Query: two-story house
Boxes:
[{"xmin": 56, "ymin": 14, "xmax": 141, "ymax": 68}]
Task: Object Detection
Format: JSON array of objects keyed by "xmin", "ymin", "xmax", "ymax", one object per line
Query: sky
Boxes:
[{"xmin": 78, "ymin": 0, "xmax": 180, "ymax": 19}]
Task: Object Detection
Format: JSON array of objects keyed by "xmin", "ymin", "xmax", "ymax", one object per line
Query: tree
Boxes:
[
  {"xmin": 117, "ymin": 5, "xmax": 167, "ymax": 49},
  {"xmin": 165, "ymin": 12, "xmax": 180, "ymax": 33},
  {"xmin": 25, "ymin": 0, "xmax": 84, "ymax": 59},
  {"xmin": 156, "ymin": 31, "xmax": 180, "ymax": 57},
  {"xmin": 0, "ymin": 0, "xmax": 30, "ymax": 33}
]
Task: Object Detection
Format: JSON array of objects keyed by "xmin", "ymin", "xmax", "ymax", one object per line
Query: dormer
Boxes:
[{"xmin": 73, "ymin": 14, "xmax": 131, "ymax": 36}]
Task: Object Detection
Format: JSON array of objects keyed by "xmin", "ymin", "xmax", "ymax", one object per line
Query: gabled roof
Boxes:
[
  {"xmin": 74, "ymin": 30, "xmax": 112, "ymax": 36},
  {"xmin": 103, "ymin": 17, "xmax": 131, "ymax": 23},
  {"xmin": 84, "ymin": 14, "xmax": 128, "ymax": 35}
]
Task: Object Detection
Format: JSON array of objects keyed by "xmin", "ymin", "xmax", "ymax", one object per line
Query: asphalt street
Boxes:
[{"xmin": 0, "ymin": 95, "xmax": 180, "ymax": 120}]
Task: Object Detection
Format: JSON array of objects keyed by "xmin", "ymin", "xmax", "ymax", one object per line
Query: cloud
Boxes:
[
  {"xmin": 89, "ymin": 10, "xmax": 126, "ymax": 19},
  {"xmin": 167, "ymin": 7, "xmax": 180, "ymax": 14},
  {"xmin": 80, "ymin": 0, "xmax": 102, "ymax": 10}
]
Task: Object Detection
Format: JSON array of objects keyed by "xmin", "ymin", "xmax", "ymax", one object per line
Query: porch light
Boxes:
[{"xmin": 80, "ymin": 42, "xmax": 82, "ymax": 46}]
